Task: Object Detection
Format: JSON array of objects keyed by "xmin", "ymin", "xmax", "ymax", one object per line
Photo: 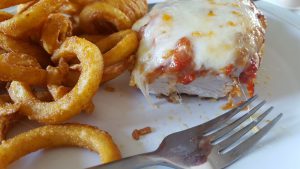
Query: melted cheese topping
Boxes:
[
  {"xmin": 131, "ymin": 0, "xmax": 265, "ymax": 99},
  {"xmin": 133, "ymin": 0, "xmax": 263, "ymax": 73}
]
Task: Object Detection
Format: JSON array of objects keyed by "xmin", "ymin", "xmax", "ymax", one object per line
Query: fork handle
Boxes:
[{"xmin": 86, "ymin": 153, "xmax": 166, "ymax": 169}]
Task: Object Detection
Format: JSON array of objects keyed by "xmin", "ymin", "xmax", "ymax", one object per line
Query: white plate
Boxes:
[
  {"xmin": 264, "ymin": 0, "xmax": 300, "ymax": 9},
  {"xmin": 6, "ymin": 1, "xmax": 300, "ymax": 169}
]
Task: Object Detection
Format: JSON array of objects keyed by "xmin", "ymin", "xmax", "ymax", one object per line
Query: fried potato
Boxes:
[
  {"xmin": 48, "ymin": 85, "xmax": 94, "ymax": 114},
  {"xmin": 58, "ymin": 0, "xmax": 81, "ymax": 15},
  {"xmin": 32, "ymin": 90, "xmax": 53, "ymax": 102},
  {"xmin": 79, "ymin": 2, "xmax": 132, "ymax": 34},
  {"xmin": 69, "ymin": 0, "xmax": 96, "ymax": 6},
  {"xmin": 101, "ymin": 0, "xmax": 148, "ymax": 22},
  {"xmin": 97, "ymin": 30, "xmax": 138, "ymax": 66},
  {"xmin": 0, "ymin": 113, "xmax": 22, "ymax": 142},
  {"xmin": 63, "ymin": 55, "xmax": 134, "ymax": 86},
  {"xmin": 0, "ymin": 94, "xmax": 22, "ymax": 141},
  {"xmin": 0, "ymin": 11, "xmax": 13, "ymax": 21},
  {"xmin": 79, "ymin": 34, "xmax": 106, "ymax": 44},
  {"xmin": 79, "ymin": 0, "xmax": 147, "ymax": 34},
  {"xmin": 0, "ymin": 0, "xmax": 67, "ymax": 38},
  {"xmin": 0, "ymin": 52, "xmax": 41, "ymax": 68},
  {"xmin": 0, "ymin": 102, "xmax": 20, "ymax": 117},
  {"xmin": 9, "ymin": 37, "xmax": 103, "ymax": 124},
  {"xmin": 102, "ymin": 55, "xmax": 135, "ymax": 83},
  {"xmin": 0, "ymin": 0, "xmax": 32, "ymax": 9},
  {"xmin": 47, "ymin": 85, "xmax": 70, "ymax": 101},
  {"xmin": 0, "ymin": 32, "xmax": 50, "ymax": 68},
  {"xmin": 42, "ymin": 13, "xmax": 73, "ymax": 54},
  {"xmin": 46, "ymin": 58, "xmax": 69, "ymax": 85},
  {"xmin": 95, "ymin": 29, "xmax": 132, "ymax": 53},
  {"xmin": 16, "ymin": 1, "xmax": 37, "ymax": 14},
  {"xmin": 0, "ymin": 124, "xmax": 121, "ymax": 168},
  {"xmin": 0, "ymin": 53, "xmax": 47, "ymax": 85}
]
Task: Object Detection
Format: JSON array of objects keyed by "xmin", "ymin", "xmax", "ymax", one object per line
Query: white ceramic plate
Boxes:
[
  {"xmin": 264, "ymin": 0, "xmax": 300, "ymax": 9},
  {"xmin": 6, "ymin": 1, "xmax": 300, "ymax": 169}
]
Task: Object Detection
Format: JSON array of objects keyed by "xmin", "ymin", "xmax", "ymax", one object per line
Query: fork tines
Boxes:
[{"xmin": 205, "ymin": 95, "xmax": 283, "ymax": 168}]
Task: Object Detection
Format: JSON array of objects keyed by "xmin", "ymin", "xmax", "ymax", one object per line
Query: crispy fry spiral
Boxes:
[
  {"xmin": 0, "ymin": 0, "xmax": 32, "ymax": 9},
  {"xmin": 0, "ymin": 52, "xmax": 47, "ymax": 85},
  {"xmin": 9, "ymin": 37, "xmax": 103, "ymax": 124},
  {"xmin": 79, "ymin": 0, "xmax": 147, "ymax": 34},
  {"xmin": 42, "ymin": 13, "xmax": 73, "ymax": 54},
  {"xmin": 0, "ymin": 0, "xmax": 67, "ymax": 38},
  {"xmin": 0, "ymin": 124, "xmax": 121, "ymax": 168},
  {"xmin": 0, "ymin": 0, "xmax": 146, "ymax": 150},
  {"xmin": 0, "ymin": 11, "xmax": 13, "ymax": 21}
]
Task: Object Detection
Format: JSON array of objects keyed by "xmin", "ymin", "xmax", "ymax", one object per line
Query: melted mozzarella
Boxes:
[
  {"xmin": 133, "ymin": 0, "xmax": 262, "ymax": 73},
  {"xmin": 131, "ymin": 0, "xmax": 264, "ymax": 98}
]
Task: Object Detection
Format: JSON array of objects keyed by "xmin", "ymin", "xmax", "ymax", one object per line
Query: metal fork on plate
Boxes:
[{"xmin": 88, "ymin": 95, "xmax": 282, "ymax": 169}]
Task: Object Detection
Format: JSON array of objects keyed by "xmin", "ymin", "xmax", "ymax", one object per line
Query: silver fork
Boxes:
[{"xmin": 87, "ymin": 95, "xmax": 283, "ymax": 169}]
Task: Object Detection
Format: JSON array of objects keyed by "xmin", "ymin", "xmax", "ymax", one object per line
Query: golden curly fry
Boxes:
[
  {"xmin": 101, "ymin": 0, "xmax": 148, "ymax": 22},
  {"xmin": 62, "ymin": 69, "xmax": 80, "ymax": 87},
  {"xmin": 0, "ymin": 51, "xmax": 43, "ymax": 116},
  {"xmin": 79, "ymin": 0, "xmax": 147, "ymax": 34},
  {"xmin": 0, "ymin": 113, "xmax": 22, "ymax": 142},
  {"xmin": 79, "ymin": 34, "xmax": 106, "ymax": 43},
  {"xmin": 102, "ymin": 55, "xmax": 135, "ymax": 83},
  {"xmin": 95, "ymin": 30, "xmax": 132, "ymax": 53},
  {"xmin": 0, "ymin": 94, "xmax": 22, "ymax": 142},
  {"xmin": 0, "ymin": 11, "xmax": 13, "ymax": 21},
  {"xmin": 82, "ymin": 101, "xmax": 95, "ymax": 114},
  {"xmin": 0, "ymin": 32, "xmax": 50, "ymax": 68},
  {"xmin": 8, "ymin": 37, "xmax": 103, "ymax": 124},
  {"xmin": 32, "ymin": 91, "xmax": 53, "ymax": 102},
  {"xmin": 0, "ymin": 124, "xmax": 121, "ymax": 168},
  {"xmin": 0, "ymin": 53, "xmax": 47, "ymax": 85},
  {"xmin": 42, "ymin": 13, "xmax": 73, "ymax": 54},
  {"xmin": 0, "ymin": 52, "xmax": 41, "ymax": 68},
  {"xmin": 98, "ymin": 30, "xmax": 138, "ymax": 66},
  {"xmin": 63, "ymin": 55, "xmax": 134, "ymax": 86},
  {"xmin": 69, "ymin": 0, "xmax": 96, "ymax": 6},
  {"xmin": 20, "ymin": 1, "xmax": 78, "ymax": 16},
  {"xmin": 58, "ymin": 0, "xmax": 81, "ymax": 15},
  {"xmin": 46, "ymin": 59, "xmax": 69, "ymax": 85},
  {"xmin": 47, "ymin": 85, "xmax": 70, "ymax": 100},
  {"xmin": 0, "ymin": 0, "xmax": 67, "ymax": 38},
  {"xmin": 58, "ymin": 30, "xmax": 138, "ymax": 87},
  {"xmin": 47, "ymin": 85, "xmax": 94, "ymax": 114},
  {"xmin": 79, "ymin": 2, "xmax": 132, "ymax": 34},
  {"xmin": 19, "ymin": 0, "xmax": 81, "ymax": 15},
  {"xmin": 16, "ymin": 1, "xmax": 37, "ymax": 14},
  {"xmin": 0, "ymin": 49, "xmax": 5, "ymax": 55},
  {"xmin": 61, "ymin": 30, "xmax": 137, "ymax": 87},
  {"xmin": 0, "ymin": 102, "xmax": 20, "ymax": 117},
  {"xmin": 0, "ymin": 0, "xmax": 32, "ymax": 9}
]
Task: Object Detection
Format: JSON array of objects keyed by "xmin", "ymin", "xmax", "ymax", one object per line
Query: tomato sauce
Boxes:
[
  {"xmin": 168, "ymin": 37, "xmax": 193, "ymax": 72},
  {"xmin": 178, "ymin": 72, "xmax": 196, "ymax": 85},
  {"xmin": 146, "ymin": 37, "xmax": 197, "ymax": 85},
  {"xmin": 222, "ymin": 99, "xmax": 234, "ymax": 110},
  {"xmin": 239, "ymin": 58, "xmax": 258, "ymax": 84},
  {"xmin": 239, "ymin": 58, "xmax": 258, "ymax": 97},
  {"xmin": 223, "ymin": 64, "xmax": 234, "ymax": 76},
  {"xmin": 146, "ymin": 66, "xmax": 164, "ymax": 84}
]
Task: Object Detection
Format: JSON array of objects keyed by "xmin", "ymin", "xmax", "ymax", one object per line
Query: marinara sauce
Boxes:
[{"xmin": 146, "ymin": 37, "xmax": 196, "ymax": 85}]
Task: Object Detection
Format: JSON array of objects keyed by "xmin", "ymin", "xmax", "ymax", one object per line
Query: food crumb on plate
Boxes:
[{"xmin": 132, "ymin": 127, "xmax": 152, "ymax": 140}]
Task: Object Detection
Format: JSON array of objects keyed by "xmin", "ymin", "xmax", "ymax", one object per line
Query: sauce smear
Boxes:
[{"xmin": 146, "ymin": 37, "xmax": 196, "ymax": 85}]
